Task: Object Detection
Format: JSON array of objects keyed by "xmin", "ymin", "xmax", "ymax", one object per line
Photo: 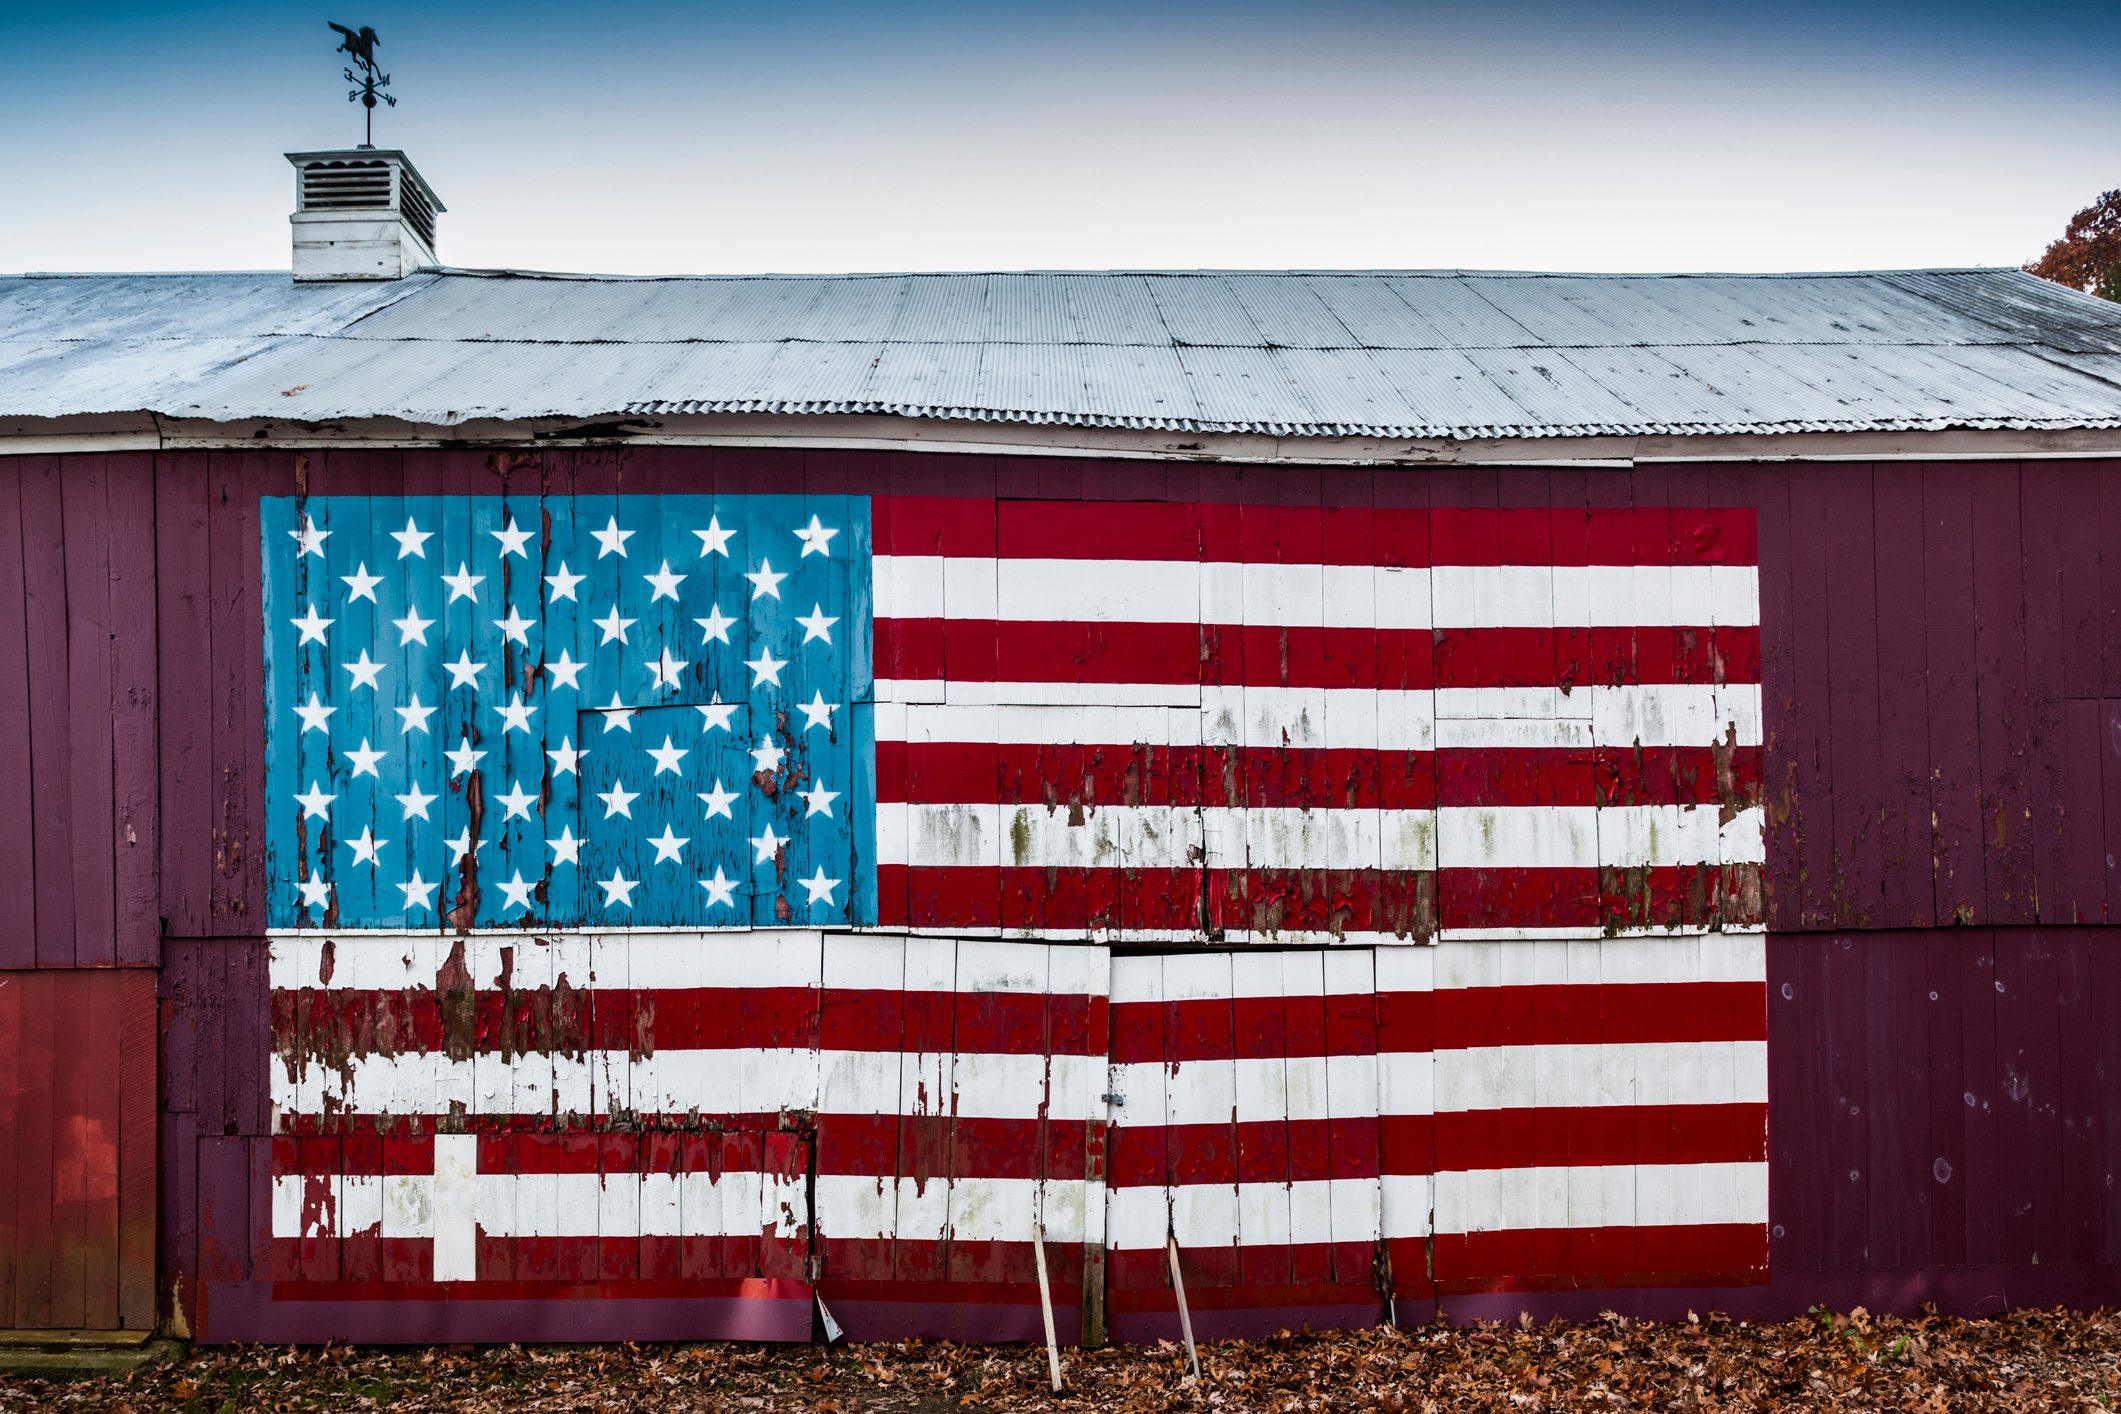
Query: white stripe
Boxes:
[
  {"xmin": 812, "ymin": 1175, "xmax": 1092, "ymax": 1245},
  {"xmin": 874, "ymin": 556, "xmax": 1756, "ymax": 629},
  {"xmin": 1105, "ymin": 1179, "xmax": 1382, "ymax": 1250},
  {"xmin": 1430, "ymin": 934, "xmax": 1766, "ymax": 988},
  {"xmin": 1396, "ymin": 1041, "xmax": 1767, "ymax": 1113},
  {"xmin": 431, "ymin": 1133, "xmax": 478, "ymax": 1281},
  {"xmin": 1432, "ymin": 1161, "xmax": 1768, "ymax": 1233},
  {"xmin": 272, "ymin": 1048, "xmax": 1105, "ymax": 1122},
  {"xmin": 1106, "ymin": 1055, "xmax": 1380, "ymax": 1127},
  {"xmin": 876, "ymin": 684, "xmax": 1760, "ymax": 749},
  {"xmin": 879, "ymin": 802, "xmax": 1761, "ymax": 872}
]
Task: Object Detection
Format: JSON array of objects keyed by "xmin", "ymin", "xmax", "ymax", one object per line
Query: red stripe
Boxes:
[
  {"xmin": 878, "ymin": 742, "xmax": 1760, "ymax": 810},
  {"xmin": 879, "ymin": 864, "xmax": 1439, "ymax": 935},
  {"xmin": 1426, "ymin": 1222, "xmax": 1769, "ymax": 1290},
  {"xmin": 877, "ymin": 620, "xmax": 1757, "ymax": 691},
  {"xmin": 877, "ymin": 498, "xmax": 1759, "ymax": 566},
  {"xmin": 1106, "ymin": 1250, "xmax": 1379, "ymax": 1301},
  {"xmin": 878, "ymin": 864, "xmax": 1764, "ymax": 933},
  {"xmin": 272, "ymin": 987, "xmax": 1104, "ymax": 1057}
]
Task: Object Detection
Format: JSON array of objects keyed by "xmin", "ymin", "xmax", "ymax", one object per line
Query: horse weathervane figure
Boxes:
[{"xmin": 329, "ymin": 21, "xmax": 395, "ymax": 148}]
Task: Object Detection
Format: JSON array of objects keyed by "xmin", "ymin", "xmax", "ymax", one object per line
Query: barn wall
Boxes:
[{"xmin": 7, "ymin": 444, "xmax": 2121, "ymax": 1337}]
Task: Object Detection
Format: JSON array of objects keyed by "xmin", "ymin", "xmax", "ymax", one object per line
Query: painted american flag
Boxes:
[{"xmin": 259, "ymin": 493, "xmax": 1766, "ymax": 1337}]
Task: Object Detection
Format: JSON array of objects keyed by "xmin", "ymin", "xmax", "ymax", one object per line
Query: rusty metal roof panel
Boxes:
[{"xmin": 6, "ymin": 266, "xmax": 2121, "ymax": 437}]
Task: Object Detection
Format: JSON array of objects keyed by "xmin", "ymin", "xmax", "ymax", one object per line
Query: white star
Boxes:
[
  {"xmin": 293, "ymin": 782, "xmax": 336, "ymax": 819},
  {"xmin": 599, "ymin": 869, "xmax": 638, "ymax": 909},
  {"xmin": 644, "ymin": 559, "xmax": 686, "ymax": 602},
  {"xmin": 697, "ymin": 779, "xmax": 738, "ymax": 819},
  {"xmin": 745, "ymin": 647, "xmax": 787, "ymax": 687},
  {"xmin": 798, "ymin": 866, "xmax": 841, "ymax": 906},
  {"xmin": 796, "ymin": 691, "xmax": 836, "ymax": 732},
  {"xmin": 694, "ymin": 515, "xmax": 735, "ymax": 558},
  {"xmin": 796, "ymin": 604, "xmax": 838, "ymax": 644},
  {"xmin": 696, "ymin": 694, "xmax": 739, "ymax": 732},
  {"xmin": 548, "ymin": 825, "xmax": 582, "ymax": 866},
  {"xmin": 694, "ymin": 603, "xmax": 735, "ymax": 645},
  {"xmin": 442, "ymin": 562, "xmax": 484, "ymax": 603},
  {"xmin": 750, "ymin": 735, "xmax": 786, "ymax": 774},
  {"xmin": 544, "ymin": 648, "xmax": 586, "ymax": 691},
  {"xmin": 400, "ymin": 870, "xmax": 439, "ymax": 913},
  {"xmin": 395, "ymin": 694, "xmax": 436, "ymax": 735},
  {"xmin": 444, "ymin": 649, "xmax": 485, "ymax": 690},
  {"xmin": 546, "ymin": 737, "xmax": 585, "ymax": 777},
  {"xmin": 497, "ymin": 869, "xmax": 536, "ymax": 913},
  {"xmin": 294, "ymin": 692, "xmax": 336, "ymax": 734},
  {"xmin": 745, "ymin": 558, "xmax": 787, "ymax": 600},
  {"xmin": 495, "ymin": 693, "xmax": 537, "ymax": 735},
  {"xmin": 594, "ymin": 608, "xmax": 635, "ymax": 645},
  {"xmin": 592, "ymin": 516, "xmax": 634, "ymax": 559},
  {"xmin": 645, "ymin": 646, "xmax": 687, "ymax": 690},
  {"xmin": 445, "ymin": 827, "xmax": 485, "ymax": 867},
  {"xmin": 390, "ymin": 516, "xmax": 430, "ymax": 559},
  {"xmin": 544, "ymin": 561, "xmax": 585, "ymax": 602},
  {"xmin": 799, "ymin": 778, "xmax": 839, "ymax": 818},
  {"xmin": 395, "ymin": 783, "xmax": 438, "ymax": 820},
  {"xmin": 445, "ymin": 736, "xmax": 485, "ymax": 777},
  {"xmin": 340, "ymin": 562, "xmax": 382, "ymax": 603},
  {"xmin": 344, "ymin": 739, "xmax": 386, "ymax": 778},
  {"xmin": 490, "ymin": 518, "xmax": 533, "ymax": 559},
  {"xmin": 393, "ymin": 604, "xmax": 434, "ymax": 646},
  {"xmin": 295, "ymin": 873, "xmax": 333, "ymax": 911},
  {"xmin": 647, "ymin": 825, "xmax": 689, "ymax": 864},
  {"xmin": 699, "ymin": 865, "xmax": 738, "ymax": 910},
  {"xmin": 494, "ymin": 780, "xmax": 539, "ymax": 821},
  {"xmin": 597, "ymin": 692, "xmax": 636, "ymax": 733},
  {"xmin": 345, "ymin": 827, "xmax": 388, "ymax": 866},
  {"xmin": 647, "ymin": 735, "xmax": 689, "ymax": 775},
  {"xmin": 291, "ymin": 603, "xmax": 333, "ymax": 645},
  {"xmin": 749, "ymin": 823, "xmax": 785, "ymax": 864},
  {"xmin": 794, "ymin": 515, "xmax": 838, "ymax": 558},
  {"xmin": 289, "ymin": 516, "xmax": 329, "ymax": 557},
  {"xmin": 492, "ymin": 607, "xmax": 535, "ymax": 646},
  {"xmin": 343, "ymin": 649, "xmax": 386, "ymax": 691},
  {"xmin": 598, "ymin": 780, "xmax": 640, "ymax": 819}
]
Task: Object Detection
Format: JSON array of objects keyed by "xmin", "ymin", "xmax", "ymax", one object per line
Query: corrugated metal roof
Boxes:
[{"xmin": 5, "ymin": 266, "xmax": 2121, "ymax": 440}]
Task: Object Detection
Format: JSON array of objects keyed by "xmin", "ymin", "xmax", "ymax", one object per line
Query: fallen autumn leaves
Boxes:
[{"xmin": 7, "ymin": 1306, "xmax": 2121, "ymax": 1412}]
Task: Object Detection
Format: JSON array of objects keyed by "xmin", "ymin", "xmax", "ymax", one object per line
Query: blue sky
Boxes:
[{"xmin": 6, "ymin": 1, "xmax": 2120, "ymax": 274}]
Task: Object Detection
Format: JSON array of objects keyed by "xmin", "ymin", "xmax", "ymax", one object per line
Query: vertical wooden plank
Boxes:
[
  {"xmin": 117, "ymin": 968, "xmax": 159, "ymax": 1329},
  {"xmin": 1924, "ymin": 465, "xmax": 1985, "ymax": 924},
  {"xmin": 1766, "ymin": 936, "xmax": 1826, "ymax": 1271},
  {"xmin": 1863, "ymin": 933, "xmax": 1929, "ymax": 1271},
  {"xmin": 1971, "ymin": 461, "xmax": 2035, "ymax": 923},
  {"xmin": 15, "ymin": 973, "xmax": 58, "ymax": 1323},
  {"xmin": 2061, "ymin": 699, "xmax": 2107, "ymax": 925},
  {"xmin": 2019, "ymin": 462, "xmax": 2077, "ymax": 922},
  {"xmin": 81, "ymin": 972, "xmax": 122, "ymax": 1330},
  {"xmin": 155, "ymin": 452, "xmax": 214, "ymax": 939},
  {"xmin": 21, "ymin": 460, "xmax": 75, "ymax": 965},
  {"xmin": 1871, "ymin": 464, "xmax": 1936, "ymax": 929},
  {"xmin": 0, "ymin": 459, "xmax": 35, "ymax": 965},
  {"xmin": 1923, "ymin": 929, "xmax": 1969, "ymax": 1267},
  {"xmin": 47, "ymin": 972, "xmax": 91, "ymax": 1327},
  {"xmin": 62, "ymin": 458, "xmax": 118, "ymax": 965},
  {"xmin": 2055, "ymin": 928, "xmax": 2104, "ymax": 1263},
  {"xmin": 206, "ymin": 452, "xmax": 270, "ymax": 930},
  {"xmin": 1958, "ymin": 930, "xmax": 2003, "ymax": 1266},
  {"xmin": 1783, "ymin": 469, "xmax": 1838, "ymax": 929},
  {"xmin": 107, "ymin": 454, "xmax": 160, "ymax": 964},
  {"xmin": 0, "ymin": 966, "xmax": 20, "ymax": 1324},
  {"xmin": 1822, "ymin": 465, "xmax": 1885, "ymax": 927}
]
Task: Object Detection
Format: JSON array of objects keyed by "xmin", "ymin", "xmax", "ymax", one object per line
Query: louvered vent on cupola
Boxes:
[{"xmin": 286, "ymin": 149, "xmax": 446, "ymax": 282}]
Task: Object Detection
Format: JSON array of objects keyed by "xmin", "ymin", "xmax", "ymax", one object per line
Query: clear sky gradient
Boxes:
[{"xmin": 6, "ymin": 0, "xmax": 2119, "ymax": 276}]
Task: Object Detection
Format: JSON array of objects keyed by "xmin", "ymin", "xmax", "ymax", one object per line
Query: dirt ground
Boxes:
[{"xmin": 5, "ymin": 1307, "xmax": 2120, "ymax": 1412}]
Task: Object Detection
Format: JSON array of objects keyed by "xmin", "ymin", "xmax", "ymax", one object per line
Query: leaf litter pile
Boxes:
[{"xmin": 9, "ymin": 1307, "xmax": 2121, "ymax": 1412}]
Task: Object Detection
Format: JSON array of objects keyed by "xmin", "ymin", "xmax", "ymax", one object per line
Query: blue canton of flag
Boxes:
[{"xmin": 262, "ymin": 495, "xmax": 876, "ymax": 929}]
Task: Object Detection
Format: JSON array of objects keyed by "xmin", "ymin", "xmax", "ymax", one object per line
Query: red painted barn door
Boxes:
[{"xmin": 0, "ymin": 969, "xmax": 157, "ymax": 1333}]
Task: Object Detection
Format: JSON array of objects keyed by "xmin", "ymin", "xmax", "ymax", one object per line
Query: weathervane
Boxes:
[{"xmin": 329, "ymin": 21, "xmax": 394, "ymax": 149}]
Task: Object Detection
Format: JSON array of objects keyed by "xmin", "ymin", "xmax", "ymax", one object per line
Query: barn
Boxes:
[{"xmin": 6, "ymin": 145, "xmax": 2121, "ymax": 1347}]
